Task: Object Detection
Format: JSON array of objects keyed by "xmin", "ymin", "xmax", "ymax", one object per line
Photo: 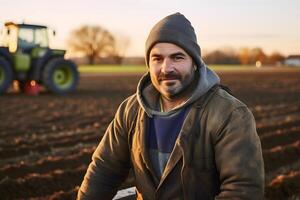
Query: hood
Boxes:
[{"xmin": 137, "ymin": 59, "xmax": 220, "ymax": 117}]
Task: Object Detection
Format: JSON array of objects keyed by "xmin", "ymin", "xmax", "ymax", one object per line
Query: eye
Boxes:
[
  {"xmin": 173, "ymin": 55, "xmax": 184, "ymax": 62},
  {"xmin": 151, "ymin": 56, "xmax": 162, "ymax": 63}
]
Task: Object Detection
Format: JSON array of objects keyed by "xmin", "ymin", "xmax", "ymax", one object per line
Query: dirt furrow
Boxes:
[
  {"xmin": 253, "ymin": 104, "xmax": 300, "ymax": 121},
  {"xmin": 0, "ymin": 148, "xmax": 94, "ymax": 180},
  {"xmin": 0, "ymin": 143, "xmax": 95, "ymax": 167},
  {"xmin": 0, "ymin": 166, "xmax": 86, "ymax": 199},
  {"xmin": 0, "ymin": 131, "xmax": 101, "ymax": 160},
  {"xmin": 263, "ymin": 140, "xmax": 300, "ymax": 172},
  {"xmin": 256, "ymin": 116, "xmax": 300, "ymax": 135},
  {"xmin": 265, "ymin": 170, "xmax": 300, "ymax": 200},
  {"xmin": 260, "ymin": 126, "xmax": 300, "ymax": 149}
]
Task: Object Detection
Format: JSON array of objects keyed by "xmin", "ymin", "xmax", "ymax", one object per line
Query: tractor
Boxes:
[{"xmin": 0, "ymin": 22, "xmax": 79, "ymax": 94}]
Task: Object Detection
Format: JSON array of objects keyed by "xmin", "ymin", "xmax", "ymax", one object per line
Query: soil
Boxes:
[{"xmin": 1, "ymin": 69, "xmax": 300, "ymax": 200}]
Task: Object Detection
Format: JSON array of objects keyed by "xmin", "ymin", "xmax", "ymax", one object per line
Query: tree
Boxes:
[
  {"xmin": 268, "ymin": 52, "xmax": 285, "ymax": 65},
  {"xmin": 238, "ymin": 47, "xmax": 267, "ymax": 65},
  {"xmin": 68, "ymin": 25, "xmax": 115, "ymax": 65},
  {"xmin": 238, "ymin": 48, "xmax": 250, "ymax": 65},
  {"xmin": 249, "ymin": 48, "xmax": 267, "ymax": 64},
  {"xmin": 203, "ymin": 49, "xmax": 239, "ymax": 65}
]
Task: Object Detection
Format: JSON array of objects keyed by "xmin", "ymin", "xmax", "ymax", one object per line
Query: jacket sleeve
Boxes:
[
  {"xmin": 77, "ymin": 100, "xmax": 132, "ymax": 200},
  {"xmin": 214, "ymin": 106, "xmax": 265, "ymax": 200}
]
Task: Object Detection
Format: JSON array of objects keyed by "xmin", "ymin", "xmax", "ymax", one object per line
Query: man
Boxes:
[{"xmin": 78, "ymin": 13, "xmax": 264, "ymax": 199}]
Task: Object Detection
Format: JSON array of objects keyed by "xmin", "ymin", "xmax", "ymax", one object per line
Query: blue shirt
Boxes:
[{"xmin": 147, "ymin": 106, "xmax": 188, "ymax": 177}]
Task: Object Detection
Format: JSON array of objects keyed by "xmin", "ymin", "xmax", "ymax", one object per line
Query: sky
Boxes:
[{"xmin": 1, "ymin": 0, "xmax": 300, "ymax": 57}]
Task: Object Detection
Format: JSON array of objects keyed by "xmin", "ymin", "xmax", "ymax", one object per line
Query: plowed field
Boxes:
[{"xmin": 1, "ymin": 68, "xmax": 300, "ymax": 200}]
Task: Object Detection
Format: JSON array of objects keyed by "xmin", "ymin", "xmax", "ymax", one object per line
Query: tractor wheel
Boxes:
[
  {"xmin": 42, "ymin": 58, "xmax": 79, "ymax": 94},
  {"xmin": 0, "ymin": 57, "xmax": 13, "ymax": 94}
]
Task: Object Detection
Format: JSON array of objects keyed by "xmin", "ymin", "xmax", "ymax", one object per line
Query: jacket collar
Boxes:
[{"xmin": 136, "ymin": 60, "xmax": 220, "ymax": 118}]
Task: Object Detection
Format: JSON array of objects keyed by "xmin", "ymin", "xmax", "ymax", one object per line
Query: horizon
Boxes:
[{"xmin": 1, "ymin": 0, "xmax": 300, "ymax": 57}]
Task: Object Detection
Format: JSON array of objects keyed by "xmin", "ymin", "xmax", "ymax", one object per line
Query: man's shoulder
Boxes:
[
  {"xmin": 201, "ymin": 87, "xmax": 254, "ymax": 137},
  {"xmin": 208, "ymin": 87, "xmax": 247, "ymax": 112},
  {"xmin": 119, "ymin": 93, "xmax": 139, "ymax": 111},
  {"xmin": 201, "ymin": 86, "xmax": 252, "ymax": 124},
  {"xmin": 116, "ymin": 94, "xmax": 140, "ymax": 120},
  {"xmin": 113, "ymin": 94, "xmax": 141, "ymax": 131}
]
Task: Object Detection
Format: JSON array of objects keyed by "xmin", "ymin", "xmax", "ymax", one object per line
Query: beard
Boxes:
[{"xmin": 157, "ymin": 67, "xmax": 197, "ymax": 99}]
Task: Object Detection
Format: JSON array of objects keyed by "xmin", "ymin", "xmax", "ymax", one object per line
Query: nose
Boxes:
[{"xmin": 161, "ymin": 58, "xmax": 174, "ymax": 74}]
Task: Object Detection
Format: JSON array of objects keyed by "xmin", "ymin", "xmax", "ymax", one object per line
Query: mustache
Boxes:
[{"xmin": 158, "ymin": 72, "xmax": 181, "ymax": 81}]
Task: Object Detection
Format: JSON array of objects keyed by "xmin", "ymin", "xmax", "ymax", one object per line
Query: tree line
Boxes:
[
  {"xmin": 202, "ymin": 47, "xmax": 285, "ymax": 66},
  {"xmin": 68, "ymin": 25, "xmax": 286, "ymax": 66}
]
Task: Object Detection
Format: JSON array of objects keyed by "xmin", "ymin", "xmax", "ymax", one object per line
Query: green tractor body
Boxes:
[{"xmin": 0, "ymin": 22, "xmax": 79, "ymax": 94}]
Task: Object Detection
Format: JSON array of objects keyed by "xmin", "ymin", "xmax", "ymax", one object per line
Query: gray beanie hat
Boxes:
[{"xmin": 145, "ymin": 12, "xmax": 201, "ymax": 68}]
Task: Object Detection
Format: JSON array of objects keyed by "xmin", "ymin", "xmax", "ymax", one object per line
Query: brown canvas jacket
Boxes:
[{"xmin": 77, "ymin": 86, "xmax": 265, "ymax": 200}]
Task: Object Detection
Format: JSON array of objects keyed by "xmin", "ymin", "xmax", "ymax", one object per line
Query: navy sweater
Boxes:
[{"xmin": 147, "ymin": 107, "xmax": 188, "ymax": 178}]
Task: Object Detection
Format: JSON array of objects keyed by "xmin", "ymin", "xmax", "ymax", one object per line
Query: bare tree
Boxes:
[{"xmin": 68, "ymin": 25, "xmax": 115, "ymax": 65}]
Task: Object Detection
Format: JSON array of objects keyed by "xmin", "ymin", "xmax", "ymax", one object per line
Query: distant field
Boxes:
[{"xmin": 78, "ymin": 64, "xmax": 300, "ymax": 74}]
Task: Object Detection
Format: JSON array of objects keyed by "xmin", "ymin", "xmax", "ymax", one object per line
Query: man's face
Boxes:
[{"xmin": 149, "ymin": 43, "xmax": 196, "ymax": 100}]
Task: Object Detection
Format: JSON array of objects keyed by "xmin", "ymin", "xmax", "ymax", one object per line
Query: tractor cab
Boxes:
[
  {"xmin": 0, "ymin": 22, "xmax": 79, "ymax": 95},
  {"xmin": 2, "ymin": 22, "xmax": 49, "ymax": 53}
]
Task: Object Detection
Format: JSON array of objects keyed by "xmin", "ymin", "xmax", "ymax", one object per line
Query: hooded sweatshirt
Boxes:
[{"xmin": 136, "ymin": 59, "xmax": 220, "ymax": 178}]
